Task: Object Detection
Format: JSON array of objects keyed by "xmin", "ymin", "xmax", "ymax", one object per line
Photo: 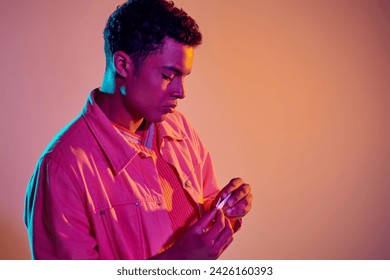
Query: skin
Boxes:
[
  {"xmin": 151, "ymin": 208, "xmax": 234, "ymax": 259},
  {"xmin": 98, "ymin": 37, "xmax": 193, "ymax": 133},
  {"xmin": 98, "ymin": 37, "xmax": 253, "ymax": 259},
  {"xmin": 213, "ymin": 178, "xmax": 253, "ymax": 220}
]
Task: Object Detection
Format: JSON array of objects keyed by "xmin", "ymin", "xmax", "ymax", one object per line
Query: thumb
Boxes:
[{"xmin": 193, "ymin": 208, "xmax": 219, "ymax": 234}]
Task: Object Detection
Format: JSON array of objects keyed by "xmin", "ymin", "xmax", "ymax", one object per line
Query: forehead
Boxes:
[{"xmin": 144, "ymin": 38, "xmax": 194, "ymax": 75}]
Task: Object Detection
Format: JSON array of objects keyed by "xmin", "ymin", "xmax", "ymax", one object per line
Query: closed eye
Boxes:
[{"xmin": 162, "ymin": 73, "xmax": 174, "ymax": 81}]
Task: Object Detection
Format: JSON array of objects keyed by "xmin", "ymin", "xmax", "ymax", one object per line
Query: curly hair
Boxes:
[{"xmin": 103, "ymin": 0, "xmax": 203, "ymax": 72}]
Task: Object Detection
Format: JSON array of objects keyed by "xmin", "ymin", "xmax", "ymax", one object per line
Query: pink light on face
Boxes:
[{"xmin": 1, "ymin": 0, "xmax": 390, "ymax": 260}]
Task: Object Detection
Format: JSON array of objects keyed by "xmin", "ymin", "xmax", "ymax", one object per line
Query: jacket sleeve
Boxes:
[
  {"xmin": 24, "ymin": 156, "xmax": 98, "ymax": 259},
  {"xmin": 200, "ymin": 149, "xmax": 220, "ymax": 211},
  {"xmin": 200, "ymin": 146, "xmax": 242, "ymax": 233},
  {"xmin": 190, "ymin": 126, "xmax": 243, "ymax": 233}
]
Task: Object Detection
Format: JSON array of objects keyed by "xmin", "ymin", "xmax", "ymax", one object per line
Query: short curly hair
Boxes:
[{"xmin": 103, "ymin": 0, "xmax": 203, "ymax": 72}]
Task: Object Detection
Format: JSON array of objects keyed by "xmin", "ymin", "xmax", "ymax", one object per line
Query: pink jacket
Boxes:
[{"xmin": 24, "ymin": 89, "xmax": 221, "ymax": 259}]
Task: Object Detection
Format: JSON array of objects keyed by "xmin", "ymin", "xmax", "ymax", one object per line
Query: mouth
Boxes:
[{"xmin": 163, "ymin": 104, "xmax": 177, "ymax": 113}]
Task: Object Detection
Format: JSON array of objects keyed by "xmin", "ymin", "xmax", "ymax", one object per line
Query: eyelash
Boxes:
[{"xmin": 162, "ymin": 74, "xmax": 174, "ymax": 81}]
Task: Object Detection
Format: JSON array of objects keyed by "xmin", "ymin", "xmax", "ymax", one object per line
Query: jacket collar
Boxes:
[{"xmin": 82, "ymin": 89, "xmax": 185, "ymax": 175}]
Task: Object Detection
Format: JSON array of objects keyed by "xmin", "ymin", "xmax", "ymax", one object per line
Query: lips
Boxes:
[{"xmin": 163, "ymin": 103, "xmax": 177, "ymax": 113}]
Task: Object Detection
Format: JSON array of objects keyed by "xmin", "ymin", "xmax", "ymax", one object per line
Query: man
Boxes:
[{"xmin": 24, "ymin": 0, "xmax": 252, "ymax": 260}]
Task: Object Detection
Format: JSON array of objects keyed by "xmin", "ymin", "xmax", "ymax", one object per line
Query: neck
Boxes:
[
  {"xmin": 98, "ymin": 73, "xmax": 144, "ymax": 133},
  {"xmin": 101, "ymin": 70, "xmax": 116, "ymax": 94}
]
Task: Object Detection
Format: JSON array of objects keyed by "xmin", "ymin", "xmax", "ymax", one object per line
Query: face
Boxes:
[{"xmin": 121, "ymin": 37, "xmax": 194, "ymax": 124}]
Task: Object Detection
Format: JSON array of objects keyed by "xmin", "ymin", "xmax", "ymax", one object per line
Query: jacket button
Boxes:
[
  {"xmin": 139, "ymin": 152, "xmax": 146, "ymax": 158},
  {"xmin": 185, "ymin": 180, "xmax": 192, "ymax": 187},
  {"xmin": 134, "ymin": 202, "xmax": 139, "ymax": 207}
]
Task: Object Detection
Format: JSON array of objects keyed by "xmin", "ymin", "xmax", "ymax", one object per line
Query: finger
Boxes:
[
  {"xmin": 220, "ymin": 234, "xmax": 234, "ymax": 254},
  {"xmin": 225, "ymin": 183, "xmax": 251, "ymax": 208},
  {"xmin": 193, "ymin": 207, "xmax": 219, "ymax": 234},
  {"xmin": 220, "ymin": 178, "xmax": 245, "ymax": 198},
  {"xmin": 216, "ymin": 193, "xmax": 232, "ymax": 209},
  {"xmin": 225, "ymin": 192, "xmax": 253, "ymax": 218},
  {"xmin": 213, "ymin": 217, "xmax": 234, "ymax": 251},
  {"xmin": 210, "ymin": 195, "xmax": 222, "ymax": 209},
  {"xmin": 205, "ymin": 208, "xmax": 225, "ymax": 237},
  {"xmin": 210, "ymin": 178, "xmax": 243, "ymax": 210}
]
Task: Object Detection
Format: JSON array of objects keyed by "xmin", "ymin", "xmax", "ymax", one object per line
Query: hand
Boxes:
[
  {"xmin": 151, "ymin": 208, "xmax": 234, "ymax": 260},
  {"xmin": 213, "ymin": 177, "xmax": 253, "ymax": 219}
]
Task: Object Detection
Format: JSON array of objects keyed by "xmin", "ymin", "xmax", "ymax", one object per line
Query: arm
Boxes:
[
  {"xmin": 183, "ymin": 116, "xmax": 246, "ymax": 232},
  {"xmin": 24, "ymin": 157, "xmax": 98, "ymax": 259}
]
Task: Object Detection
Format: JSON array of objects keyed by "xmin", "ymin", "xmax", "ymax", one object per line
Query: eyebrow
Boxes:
[{"xmin": 161, "ymin": 66, "xmax": 191, "ymax": 76}]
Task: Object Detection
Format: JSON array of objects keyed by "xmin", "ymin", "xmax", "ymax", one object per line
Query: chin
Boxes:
[
  {"xmin": 148, "ymin": 114, "xmax": 168, "ymax": 123},
  {"xmin": 159, "ymin": 114, "xmax": 169, "ymax": 122}
]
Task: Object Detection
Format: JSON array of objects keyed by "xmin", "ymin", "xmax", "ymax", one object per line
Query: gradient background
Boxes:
[{"xmin": 1, "ymin": 0, "xmax": 389, "ymax": 259}]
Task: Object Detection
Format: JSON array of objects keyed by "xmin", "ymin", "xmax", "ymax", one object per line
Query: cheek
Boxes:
[
  {"xmin": 150, "ymin": 86, "xmax": 169, "ymax": 102},
  {"xmin": 131, "ymin": 77, "xmax": 168, "ymax": 106},
  {"xmin": 152, "ymin": 81, "xmax": 167, "ymax": 94}
]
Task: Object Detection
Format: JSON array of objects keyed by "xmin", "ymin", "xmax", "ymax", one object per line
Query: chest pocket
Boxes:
[{"xmin": 90, "ymin": 160, "xmax": 166, "ymax": 259}]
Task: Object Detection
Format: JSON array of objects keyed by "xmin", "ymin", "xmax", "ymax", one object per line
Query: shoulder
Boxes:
[{"xmin": 39, "ymin": 115, "xmax": 89, "ymax": 162}]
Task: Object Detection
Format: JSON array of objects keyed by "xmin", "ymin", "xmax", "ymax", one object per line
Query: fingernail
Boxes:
[{"xmin": 226, "ymin": 208, "xmax": 232, "ymax": 214}]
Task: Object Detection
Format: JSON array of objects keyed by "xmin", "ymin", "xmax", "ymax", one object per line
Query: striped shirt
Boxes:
[{"xmin": 113, "ymin": 121, "xmax": 199, "ymax": 246}]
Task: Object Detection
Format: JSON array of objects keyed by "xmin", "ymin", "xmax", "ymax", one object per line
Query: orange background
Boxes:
[{"xmin": 1, "ymin": 0, "xmax": 389, "ymax": 259}]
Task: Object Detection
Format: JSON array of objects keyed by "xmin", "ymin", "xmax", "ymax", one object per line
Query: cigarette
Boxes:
[{"xmin": 216, "ymin": 193, "xmax": 232, "ymax": 209}]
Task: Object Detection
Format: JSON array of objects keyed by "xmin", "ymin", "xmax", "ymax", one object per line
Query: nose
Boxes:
[{"xmin": 171, "ymin": 77, "xmax": 186, "ymax": 99}]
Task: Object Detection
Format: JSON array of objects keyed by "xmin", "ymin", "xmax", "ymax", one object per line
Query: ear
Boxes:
[{"xmin": 113, "ymin": 51, "xmax": 133, "ymax": 77}]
